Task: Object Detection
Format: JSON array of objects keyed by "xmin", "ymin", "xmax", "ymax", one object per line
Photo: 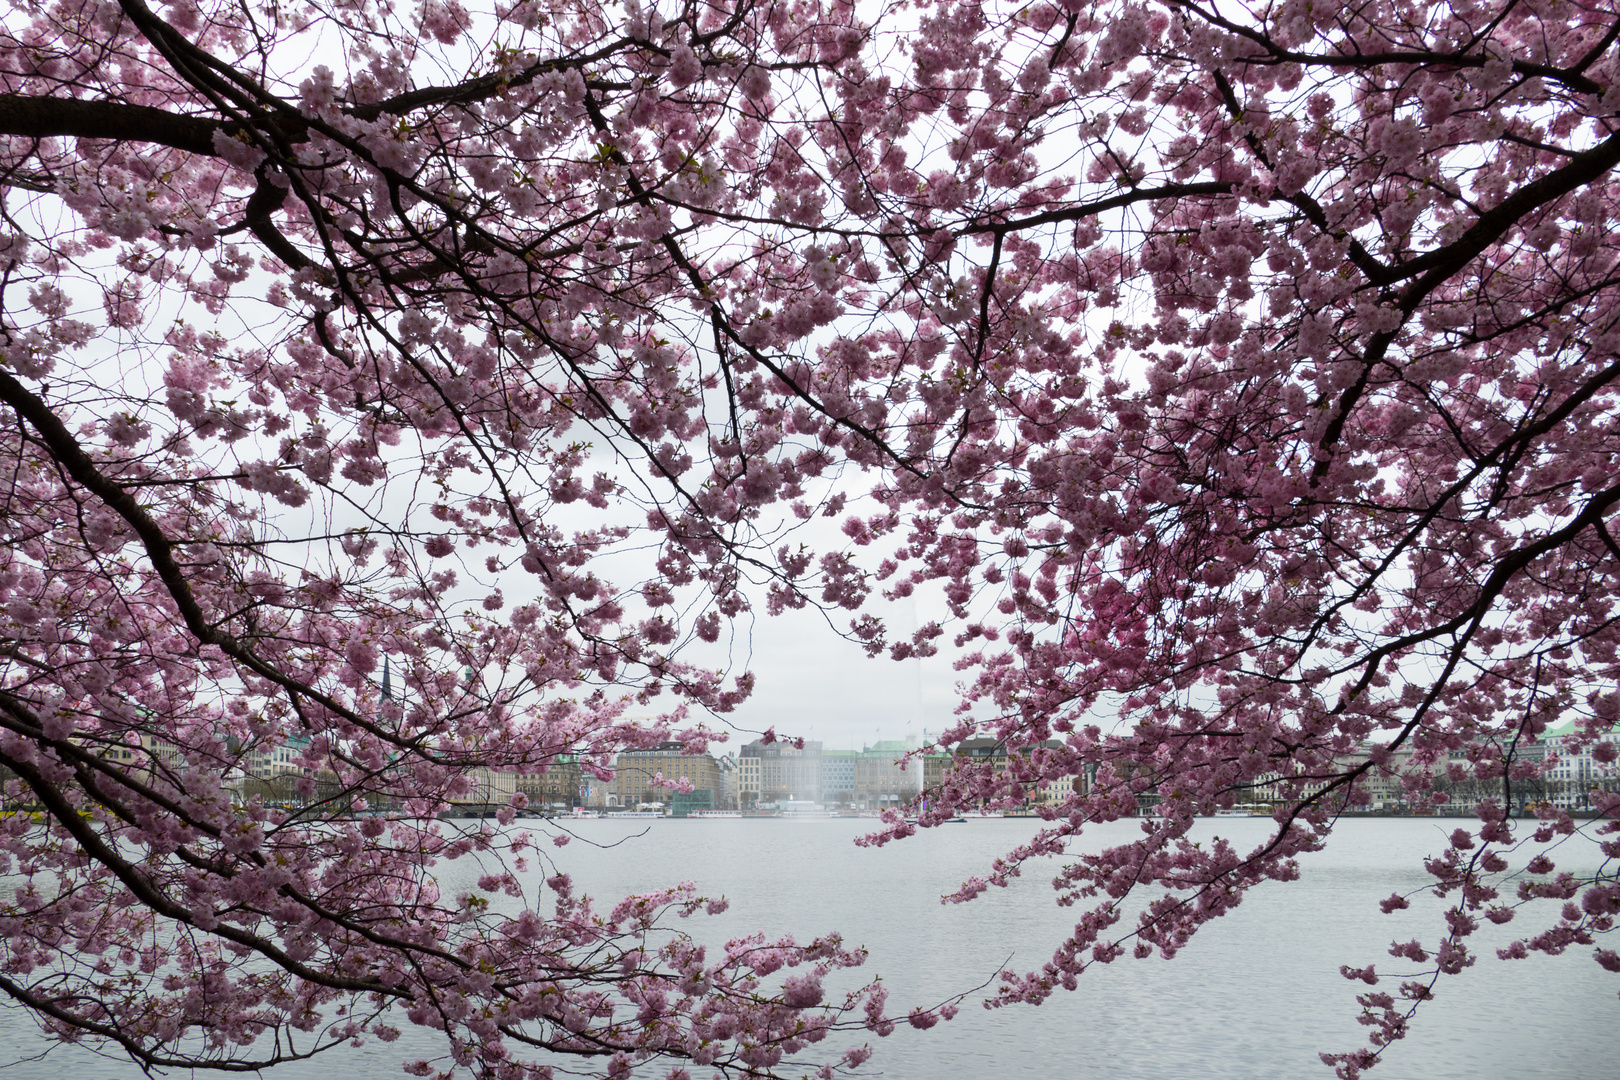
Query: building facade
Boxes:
[
  {"xmin": 853, "ymin": 740, "xmax": 919, "ymax": 810},
  {"xmin": 738, "ymin": 739, "xmax": 824, "ymax": 804},
  {"xmin": 714, "ymin": 752, "xmax": 739, "ymax": 810},
  {"xmin": 611, "ymin": 742, "xmax": 721, "ymax": 808},
  {"xmin": 822, "ymin": 749, "xmax": 856, "ymax": 805},
  {"xmin": 514, "ymin": 757, "xmax": 584, "ymax": 810}
]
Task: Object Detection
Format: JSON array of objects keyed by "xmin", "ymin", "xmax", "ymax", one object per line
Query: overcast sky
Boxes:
[{"xmin": 720, "ymin": 593, "xmax": 966, "ymax": 753}]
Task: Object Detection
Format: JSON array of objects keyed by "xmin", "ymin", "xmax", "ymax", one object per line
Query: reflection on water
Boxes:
[{"xmin": 1, "ymin": 818, "xmax": 1614, "ymax": 1080}]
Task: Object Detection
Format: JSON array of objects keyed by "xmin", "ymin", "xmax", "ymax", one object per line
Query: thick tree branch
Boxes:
[{"xmin": 0, "ymin": 93, "xmax": 229, "ymax": 155}]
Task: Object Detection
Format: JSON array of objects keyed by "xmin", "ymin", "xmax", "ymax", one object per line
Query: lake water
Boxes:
[{"xmin": 2, "ymin": 817, "xmax": 1614, "ymax": 1079}]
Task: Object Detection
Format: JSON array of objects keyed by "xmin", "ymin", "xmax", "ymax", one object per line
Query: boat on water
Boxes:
[
  {"xmin": 688, "ymin": 810, "xmax": 742, "ymax": 819},
  {"xmin": 604, "ymin": 810, "xmax": 663, "ymax": 819},
  {"xmin": 1203, "ymin": 804, "xmax": 1271, "ymax": 817}
]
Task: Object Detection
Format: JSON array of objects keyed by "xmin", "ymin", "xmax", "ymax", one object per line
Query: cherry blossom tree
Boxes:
[{"xmin": 1, "ymin": 0, "xmax": 1619, "ymax": 1075}]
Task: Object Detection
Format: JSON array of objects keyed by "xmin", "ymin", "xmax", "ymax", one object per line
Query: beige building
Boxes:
[
  {"xmin": 450, "ymin": 766, "xmax": 517, "ymax": 808},
  {"xmin": 737, "ymin": 752, "xmax": 763, "ymax": 806},
  {"xmin": 612, "ymin": 742, "xmax": 721, "ymax": 808},
  {"xmin": 853, "ymin": 740, "xmax": 920, "ymax": 809}
]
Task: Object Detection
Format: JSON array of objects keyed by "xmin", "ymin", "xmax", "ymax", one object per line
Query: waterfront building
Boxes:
[
  {"xmin": 444, "ymin": 767, "xmax": 517, "ymax": 810},
  {"xmin": 238, "ymin": 735, "xmax": 314, "ymax": 805},
  {"xmin": 242, "ymin": 736, "xmax": 311, "ymax": 781},
  {"xmin": 926, "ymin": 737, "xmax": 1085, "ymax": 810},
  {"xmin": 853, "ymin": 740, "xmax": 919, "ymax": 810},
  {"xmin": 736, "ymin": 750, "xmax": 763, "ymax": 808},
  {"xmin": 714, "ymin": 752, "xmax": 739, "ymax": 810},
  {"xmin": 514, "ymin": 756, "xmax": 583, "ymax": 811},
  {"xmin": 669, "ymin": 787, "xmax": 715, "ymax": 816},
  {"xmin": 1228, "ymin": 735, "xmax": 1596, "ymax": 817},
  {"xmin": 822, "ymin": 749, "xmax": 857, "ymax": 806},
  {"xmin": 738, "ymin": 739, "xmax": 824, "ymax": 803},
  {"xmin": 1534, "ymin": 722, "xmax": 1618, "ymax": 812},
  {"xmin": 948, "ymin": 737, "xmax": 1009, "ymax": 808},
  {"xmin": 581, "ymin": 776, "xmax": 611, "ymax": 807},
  {"xmin": 611, "ymin": 742, "xmax": 721, "ymax": 810},
  {"xmin": 954, "ymin": 736, "xmax": 1007, "ymax": 768}
]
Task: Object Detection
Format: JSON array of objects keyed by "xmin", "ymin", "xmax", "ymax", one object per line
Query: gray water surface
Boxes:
[{"xmin": 2, "ymin": 817, "xmax": 1613, "ymax": 1080}]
